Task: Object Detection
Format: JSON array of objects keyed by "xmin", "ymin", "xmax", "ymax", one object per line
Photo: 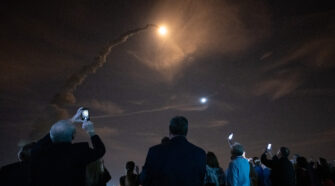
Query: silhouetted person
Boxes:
[
  {"xmin": 261, "ymin": 147, "xmax": 295, "ymax": 186},
  {"xmin": 120, "ymin": 161, "xmax": 140, "ymax": 186},
  {"xmin": 249, "ymin": 160, "xmax": 258, "ymax": 186},
  {"xmin": 140, "ymin": 116, "xmax": 206, "ymax": 186},
  {"xmin": 226, "ymin": 143, "xmax": 250, "ymax": 186},
  {"xmin": 331, "ymin": 161, "xmax": 335, "ymax": 185},
  {"xmin": 309, "ymin": 159, "xmax": 322, "ymax": 186},
  {"xmin": 0, "ymin": 142, "xmax": 35, "ymax": 186},
  {"xmin": 253, "ymin": 157, "xmax": 265, "ymax": 186},
  {"xmin": 86, "ymin": 159, "xmax": 111, "ymax": 186},
  {"xmin": 296, "ymin": 156, "xmax": 311, "ymax": 186},
  {"xmin": 31, "ymin": 108, "xmax": 106, "ymax": 186},
  {"xmin": 262, "ymin": 165, "xmax": 271, "ymax": 186},
  {"xmin": 204, "ymin": 151, "xmax": 226, "ymax": 186},
  {"xmin": 317, "ymin": 157, "xmax": 335, "ymax": 186}
]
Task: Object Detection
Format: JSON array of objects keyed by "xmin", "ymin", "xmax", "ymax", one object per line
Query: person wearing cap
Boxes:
[
  {"xmin": 226, "ymin": 143, "xmax": 250, "ymax": 186},
  {"xmin": 261, "ymin": 146, "xmax": 295, "ymax": 186}
]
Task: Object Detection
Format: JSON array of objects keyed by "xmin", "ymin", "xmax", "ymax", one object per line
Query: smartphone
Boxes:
[
  {"xmin": 81, "ymin": 108, "xmax": 90, "ymax": 121},
  {"xmin": 267, "ymin": 143, "xmax": 272, "ymax": 151},
  {"xmin": 228, "ymin": 133, "xmax": 233, "ymax": 140}
]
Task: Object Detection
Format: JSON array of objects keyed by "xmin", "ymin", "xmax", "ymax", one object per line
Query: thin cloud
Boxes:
[
  {"xmin": 94, "ymin": 127, "xmax": 119, "ymax": 137},
  {"xmin": 260, "ymin": 51, "xmax": 273, "ymax": 60},
  {"xmin": 255, "ymin": 36, "xmax": 334, "ymax": 100},
  {"xmin": 191, "ymin": 120, "xmax": 229, "ymax": 129},
  {"xmin": 207, "ymin": 120, "xmax": 229, "ymax": 128},
  {"xmin": 254, "ymin": 70, "xmax": 302, "ymax": 100},
  {"xmin": 292, "ymin": 88, "xmax": 335, "ymax": 97},
  {"xmin": 265, "ymin": 37, "xmax": 335, "ymax": 71},
  {"xmin": 90, "ymin": 99, "xmax": 124, "ymax": 115}
]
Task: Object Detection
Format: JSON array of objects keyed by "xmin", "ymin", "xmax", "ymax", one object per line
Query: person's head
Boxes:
[
  {"xmin": 169, "ymin": 116, "xmax": 188, "ymax": 137},
  {"xmin": 86, "ymin": 159, "xmax": 104, "ymax": 186},
  {"xmin": 161, "ymin": 136, "xmax": 170, "ymax": 144},
  {"xmin": 17, "ymin": 142, "xmax": 36, "ymax": 161},
  {"xmin": 231, "ymin": 143, "xmax": 245, "ymax": 157},
  {"xmin": 50, "ymin": 120, "xmax": 76, "ymax": 143},
  {"xmin": 319, "ymin": 157, "xmax": 328, "ymax": 167},
  {"xmin": 253, "ymin": 157, "xmax": 261, "ymax": 166},
  {"xmin": 296, "ymin": 156, "xmax": 308, "ymax": 169},
  {"xmin": 206, "ymin": 151, "xmax": 220, "ymax": 168},
  {"xmin": 277, "ymin": 146, "xmax": 290, "ymax": 158},
  {"xmin": 126, "ymin": 161, "xmax": 135, "ymax": 173}
]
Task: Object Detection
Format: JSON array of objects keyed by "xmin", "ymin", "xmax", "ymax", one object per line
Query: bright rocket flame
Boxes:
[{"xmin": 158, "ymin": 26, "xmax": 167, "ymax": 35}]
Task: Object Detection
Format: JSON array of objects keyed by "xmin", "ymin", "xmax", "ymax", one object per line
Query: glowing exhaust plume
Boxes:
[
  {"xmin": 30, "ymin": 24, "xmax": 159, "ymax": 138},
  {"xmin": 158, "ymin": 26, "xmax": 167, "ymax": 36}
]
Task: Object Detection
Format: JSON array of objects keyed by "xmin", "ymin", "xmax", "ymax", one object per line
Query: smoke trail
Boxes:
[
  {"xmin": 30, "ymin": 24, "xmax": 157, "ymax": 138},
  {"xmin": 52, "ymin": 24, "xmax": 157, "ymax": 106}
]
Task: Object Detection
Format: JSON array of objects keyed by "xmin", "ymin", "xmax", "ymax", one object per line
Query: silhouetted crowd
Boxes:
[{"xmin": 1, "ymin": 107, "xmax": 335, "ymax": 186}]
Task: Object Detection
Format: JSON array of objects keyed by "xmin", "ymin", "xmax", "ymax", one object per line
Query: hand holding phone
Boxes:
[
  {"xmin": 228, "ymin": 133, "xmax": 233, "ymax": 141},
  {"xmin": 81, "ymin": 108, "xmax": 90, "ymax": 121}
]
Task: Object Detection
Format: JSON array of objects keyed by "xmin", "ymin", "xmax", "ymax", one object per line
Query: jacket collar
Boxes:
[{"xmin": 170, "ymin": 135, "xmax": 187, "ymax": 143}]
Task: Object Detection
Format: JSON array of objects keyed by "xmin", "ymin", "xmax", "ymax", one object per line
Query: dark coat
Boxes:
[
  {"xmin": 0, "ymin": 161, "xmax": 31, "ymax": 186},
  {"xmin": 261, "ymin": 153, "xmax": 295, "ymax": 186},
  {"xmin": 90, "ymin": 168, "xmax": 111, "ymax": 186},
  {"xmin": 140, "ymin": 136, "xmax": 206, "ymax": 186},
  {"xmin": 31, "ymin": 134, "xmax": 105, "ymax": 186},
  {"xmin": 120, "ymin": 173, "xmax": 139, "ymax": 186}
]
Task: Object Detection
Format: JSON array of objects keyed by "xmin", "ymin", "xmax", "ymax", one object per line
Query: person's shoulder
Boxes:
[
  {"xmin": 232, "ymin": 156, "xmax": 248, "ymax": 164},
  {"xmin": 1, "ymin": 162, "xmax": 21, "ymax": 171},
  {"xmin": 187, "ymin": 141, "xmax": 206, "ymax": 154},
  {"xmin": 149, "ymin": 143, "xmax": 166, "ymax": 152}
]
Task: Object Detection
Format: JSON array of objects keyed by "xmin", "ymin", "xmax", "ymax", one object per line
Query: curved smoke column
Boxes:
[
  {"xmin": 30, "ymin": 24, "xmax": 158, "ymax": 138},
  {"xmin": 52, "ymin": 24, "xmax": 157, "ymax": 106}
]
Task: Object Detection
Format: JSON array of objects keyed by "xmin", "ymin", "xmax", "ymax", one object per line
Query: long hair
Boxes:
[
  {"xmin": 86, "ymin": 159, "xmax": 104, "ymax": 186},
  {"xmin": 207, "ymin": 151, "xmax": 220, "ymax": 168}
]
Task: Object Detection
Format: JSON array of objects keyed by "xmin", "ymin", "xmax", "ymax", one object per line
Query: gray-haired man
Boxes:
[{"xmin": 31, "ymin": 107, "xmax": 105, "ymax": 186}]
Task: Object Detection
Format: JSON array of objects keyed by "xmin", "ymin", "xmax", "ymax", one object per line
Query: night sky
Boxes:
[{"xmin": 1, "ymin": 0, "xmax": 335, "ymax": 185}]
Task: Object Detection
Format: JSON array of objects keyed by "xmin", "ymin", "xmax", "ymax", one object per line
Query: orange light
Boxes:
[{"xmin": 158, "ymin": 26, "xmax": 167, "ymax": 35}]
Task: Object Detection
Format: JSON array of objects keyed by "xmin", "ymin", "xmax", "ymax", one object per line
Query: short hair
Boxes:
[
  {"xmin": 18, "ymin": 142, "xmax": 36, "ymax": 161},
  {"xmin": 207, "ymin": 151, "xmax": 220, "ymax": 168},
  {"xmin": 126, "ymin": 161, "xmax": 135, "ymax": 171},
  {"xmin": 231, "ymin": 143, "xmax": 244, "ymax": 156},
  {"xmin": 50, "ymin": 120, "xmax": 75, "ymax": 143},
  {"xmin": 169, "ymin": 116, "xmax": 188, "ymax": 136},
  {"xmin": 280, "ymin": 147, "xmax": 290, "ymax": 158}
]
